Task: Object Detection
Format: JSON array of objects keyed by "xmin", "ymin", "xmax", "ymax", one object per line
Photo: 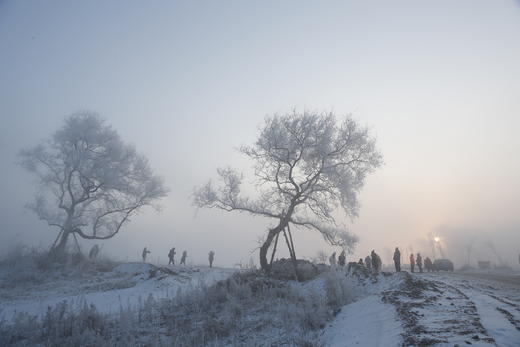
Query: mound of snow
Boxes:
[
  {"xmin": 270, "ymin": 258, "xmax": 329, "ymax": 281},
  {"xmin": 113, "ymin": 262, "xmax": 157, "ymax": 276}
]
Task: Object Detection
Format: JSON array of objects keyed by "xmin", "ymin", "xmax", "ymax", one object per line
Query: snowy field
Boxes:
[
  {"xmin": 1, "ymin": 258, "xmax": 519, "ymax": 346},
  {"xmin": 319, "ymin": 269, "xmax": 520, "ymax": 347},
  {"xmin": 0, "ymin": 261, "xmax": 237, "ymax": 320}
]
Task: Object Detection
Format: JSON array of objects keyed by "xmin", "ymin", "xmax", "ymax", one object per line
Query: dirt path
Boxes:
[
  {"xmin": 448, "ymin": 271, "xmax": 520, "ymax": 288},
  {"xmin": 321, "ymin": 271, "xmax": 520, "ymax": 346},
  {"xmin": 382, "ymin": 273, "xmax": 496, "ymax": 346},
  {"xmin": 422, "ymin": 272, "xmax": 520, "ymax": 347}
]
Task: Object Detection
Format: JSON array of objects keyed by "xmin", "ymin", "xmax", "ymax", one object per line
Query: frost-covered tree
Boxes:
[
  {"xmin": 193, "ymin": 111, "xmax": 382, "ymax": 272},
  {"xmin": 19, "ymin": 112, "xmax": 168, "ymax": 256}
]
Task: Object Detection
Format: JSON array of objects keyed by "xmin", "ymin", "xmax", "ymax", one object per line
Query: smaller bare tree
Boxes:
[
  {"xmin": 193, "ymin": 110, "xmax": 382, "ymax": 273},
  {"xmin": 19, "ymin": 112, "xmax": 168, "ymax": 257}
]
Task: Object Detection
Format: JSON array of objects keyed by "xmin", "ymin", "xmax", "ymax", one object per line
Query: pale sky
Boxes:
[{"xmin": 1, "ymin": 1, "xmax": 519, "ymax": 267}]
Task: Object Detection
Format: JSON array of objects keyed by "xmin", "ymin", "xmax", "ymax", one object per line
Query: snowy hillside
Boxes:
[{"xmin": 1, "ymin": 255, "xmax": 519, "ymax": 346}]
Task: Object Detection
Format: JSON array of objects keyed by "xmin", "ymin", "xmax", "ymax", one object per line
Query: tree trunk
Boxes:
[
  {"xmin": 50, "ymin": 229, "xmax": 71, "ymax": 261},
  {"xmin": 259, "ymin": 203, "xmax": 297, "ymax": 273},
  {"xmin": 50, "ymin": 213, "xmax": 74, "ymax": 259},
  {"xmin": 269, "ymin": 232, "xmax": 280, "ymax": 267},
  {"xmin": 260, "ymin": 228, "xmax": 279, "ymax": 272},
  {"xmin": 287, "ymin": 224, "xmax": 296, "ymax": 260},
  {"xmin": 282, "ymin": 228, "xmax": 301, "ymax": 281}
]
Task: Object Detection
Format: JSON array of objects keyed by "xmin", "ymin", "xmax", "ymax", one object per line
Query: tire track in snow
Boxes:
[
  {"xmin": 430, "ymin": 274, "xmax": 520, "ymax": 347},
  {"xmin": 382, "ymin": 273, "xmax": 495, "ymax": 346}
]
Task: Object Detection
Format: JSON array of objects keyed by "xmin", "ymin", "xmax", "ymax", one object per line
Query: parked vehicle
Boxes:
[{"xmin": 433, "ymin": 259, "xmax": 454, "ymax": 272}]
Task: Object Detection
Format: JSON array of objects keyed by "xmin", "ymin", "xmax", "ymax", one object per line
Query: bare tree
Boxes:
[
  {"xmin": 19, "ymin": 112, "xmax": 168, "ymax": 256},
  {"xmin": 193, "ymin": 111, "xmax": 382, "ymax": 273}
]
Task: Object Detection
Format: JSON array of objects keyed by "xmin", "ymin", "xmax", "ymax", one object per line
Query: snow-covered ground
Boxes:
[
  {"xmin": 420, "ymin": 270, "xmax": 520, "ymax": 347},
  {"xmin": 320, "ymin": 269, "xmax": 520, "ymax": 346},
  {"xmin": 2, "ymin": 259, "xmax": 519, "ymax": 346},
  {"xmin": 320, "ymin": 294, "xmax": 402, "ymax": 346},
  {"xmin": 0, "ymin": 262, "xmax": 237, "ymax": 320}
]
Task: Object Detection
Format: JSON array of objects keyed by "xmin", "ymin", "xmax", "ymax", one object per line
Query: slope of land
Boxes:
[{"xmin": 2, "ymin": 257, "xmax": 519, "ymax": 346}]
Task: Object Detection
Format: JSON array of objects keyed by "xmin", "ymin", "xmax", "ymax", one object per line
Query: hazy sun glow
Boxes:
[{"xmin": 434, "ymin": 237, "xmax": 440, "ymax": 243}]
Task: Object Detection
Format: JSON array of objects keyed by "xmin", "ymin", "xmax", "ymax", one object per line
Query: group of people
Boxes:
[
  {"xmin": 167, "ymin": 247, "xmax": 189, "ymax": 265},
  {"xmin": 329, "ymin": 250, "xmax": 383, "ymax": 273},
  {"xmin": 393, "ymin": 247, "xmax": 434, "ymax": 273},
  {"xmin": 141, "ymin": 247, "xmax": 216, "ymax": 268},
  {"xmin": 329, "ymin": 247, "xmax": 437, "ymax": 275},
  {"xmin": 329, "ymin": 250, "xmax": 347, "ymax": 267}
]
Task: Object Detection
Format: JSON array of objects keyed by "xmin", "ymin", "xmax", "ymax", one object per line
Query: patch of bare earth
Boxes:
[{"xmin": 382, "ymin": 273, "xmax": 495, "ymax": 346}]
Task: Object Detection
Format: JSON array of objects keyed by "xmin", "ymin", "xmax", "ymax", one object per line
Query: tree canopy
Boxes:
[
  {"xmin": 194, "ymin": 111, "xmax": 382, "ymax": 272},
  {"xmin": 19, "ymin": 112, "xmax": 168, "ymax": 255}
]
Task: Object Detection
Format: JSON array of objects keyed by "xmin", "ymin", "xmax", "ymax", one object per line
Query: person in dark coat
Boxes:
[
  {"xmin": 393, "ymin": 247, "xmax": 401, "ymax": 272},
  {"xmin": 180, "ymin": 250, "xmax": 187, "ymax": 265},
  {"xmin": 168, "ymin": 247, "xmax": 176, "ymax": 265},
  {"xmin": 338, "ymin": 251, "xmax": 346, "ymax": 267},
  {"xmin": 410, "ymin": 253, "xmax": 415, "ymax": 273},
  {"xmin": 371, "ymin": 250, "xmax": 382, "ymax": 273},
  {"xmin": 142, "ymin": 247, "xmax": 151, "ymax": 263},
  {"xmin": 424, "ymin": 257, "xmax": 433, "ymax": 272},
  {"xmin": 209, "ymin": 250, "xmax": 215, "ymax": 268},
  {"xmin": 416, "ymin": 253, "xmax": 423, "ymax": 273}
]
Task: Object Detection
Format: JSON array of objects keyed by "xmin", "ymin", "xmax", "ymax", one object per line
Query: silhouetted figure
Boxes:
[
  {"xmin": 168, "ymin": 247, "xmax": 176, "ymax": 265},
  {"xmin": 424, "ymin": 257, "xmax": 433, "ymax": 272},
  {"xmin": 180, "ymin": 250, "xmax": 187, "ymax": 265},
  {"xmin": 416, "ymin": 253, "xmax": 423, "ymax": 273},
  {"xmin": 371, "ymin": 250, "xmax": 382, "ymax": 273},
  {"xmin": 329, "ymin": 252, "xmax": 337, "ymax": 267},
  {"xmin": 338, "ymin": 251, "xmax": 346, "ymax": 267},
  {"xmin": 89, "ymin": 244, "xmax": 100, "ymax": 260},
  {"xmin": 410, "ymin": 254, "xmax": 415, "ymax": 273},
  {"xmin": 365, "ymin": 255, "xmax": 372, "ymax": 271},
  {"xmin": 142, "ymin": 247, "xmax": 151, "ymax": 263},
  {"xmin": 393, "ymin": 247, "xmax": 401, "ymax": 272},
  {"xmin": 358, "ymin": 258, "xmax": 364, "ymax": 265},
  {"xmin": 209, "ymin": 250, "xmax": 215, "ymax": 268}
]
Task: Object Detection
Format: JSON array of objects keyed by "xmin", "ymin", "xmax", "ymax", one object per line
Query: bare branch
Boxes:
[{"xmin": 193, "ymin": 110, "xmax": 382, "ymax": 271}]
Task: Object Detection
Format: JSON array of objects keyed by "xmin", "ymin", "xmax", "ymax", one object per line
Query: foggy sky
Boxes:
[{"xmin": 1, "ymin": 1, "xmax": 519, "ymax": 268}]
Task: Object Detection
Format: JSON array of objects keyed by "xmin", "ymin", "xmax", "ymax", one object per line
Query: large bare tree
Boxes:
[
  {"xmin": 193, "ymin": 111, "xmax": 382, "ymax": 272},
  {"xmin": 19, "ymin": 112, "xmax": 168, "ymax": 256}
]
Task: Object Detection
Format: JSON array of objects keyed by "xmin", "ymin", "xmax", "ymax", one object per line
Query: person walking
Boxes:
[
  {"xmin": 208, "ymin": 250, "xmax": 215, "ymax": 268},
  {"xmin": 338, "ymin": 251, "xmax": 346, "ymax": 267},
  {"xmin": 424, "ymin": 257, "xmax": 432, "ymax": 272},
  {"xmin": 365, "ymin": 255, "xmax": 372, "ymax": 271},
  {"xmin": 410, "ymin": 253, "xmax": 415, "ymax": 273},
  {"xmin": 416, "ymin": 253, "xmax": 423, "ymax": 273},
  {"xmin": 393, "ymin": 247, "xmax": 401, "ymax": 272},
  {"xmin": 168, "ymin": 247, "xmax": 176, "ymax": 265},
  {"xmin": 180, "ymin": 250, "xmax": 187, "ymax": 265},
  {"xmin": 142, "ymin": 247, "xmax": 151, "ymax": 263}
]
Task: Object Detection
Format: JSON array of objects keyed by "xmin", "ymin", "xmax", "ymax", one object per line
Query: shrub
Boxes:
[{"xmin": 325, "ymin": 271, "xmax": 356, "ymax": 310}]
